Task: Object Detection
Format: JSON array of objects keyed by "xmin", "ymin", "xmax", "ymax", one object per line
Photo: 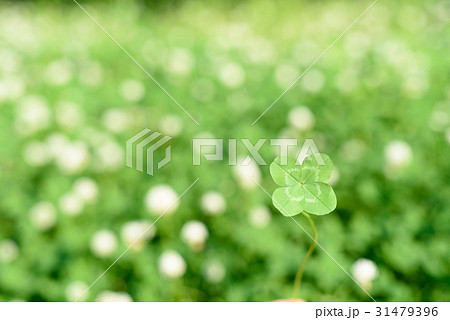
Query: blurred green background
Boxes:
[{"xmin": 0, "ymin": 0, "xmax": 449, "ymax": 302}]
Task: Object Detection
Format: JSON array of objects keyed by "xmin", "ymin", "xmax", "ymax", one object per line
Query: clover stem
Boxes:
[{"xmin": 292, "ymin": 211, "xmax": 317, "ymax": 299}]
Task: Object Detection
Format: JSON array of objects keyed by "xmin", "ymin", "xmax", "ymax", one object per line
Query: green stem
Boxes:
[{"xmin": 292, "ymin": 211, "xmax": 317, "ymax": 299}]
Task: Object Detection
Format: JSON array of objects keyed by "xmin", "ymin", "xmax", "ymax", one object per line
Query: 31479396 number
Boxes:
[{"xmin": 376, "ymin": 307, "xmax": 438, "ymax": 317}]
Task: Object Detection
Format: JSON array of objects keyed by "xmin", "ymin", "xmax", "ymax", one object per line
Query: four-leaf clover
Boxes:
[{"xmin": 270, "ymin": 153, "xmax": 337, "ymax": 216}]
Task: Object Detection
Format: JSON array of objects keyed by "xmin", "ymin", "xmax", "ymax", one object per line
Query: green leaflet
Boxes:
[
  {"xmin": 302, "ymin": 182, "xmax": 336, "ymax": 215},
  {"xmin": 270, "ymin": 153, "xmax": 337, "ymax": 216},
  {"xmin": 270, "ymin": 156, "xmax": 302, "ymax": 186},
  {"xmin": 272, "ymin": 185, "xmax": 304, "ymax": 217},
  {"xmin": 301, "ymin": 153, "xmax": 333, "ymax": 184}
]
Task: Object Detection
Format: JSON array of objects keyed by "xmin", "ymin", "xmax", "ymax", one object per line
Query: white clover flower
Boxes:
[
  {"xmin": 160, "ymin": 115, "xmax": 183, "ymax": 137},
  {"xmin": 220, "ymin": 23, "xmax": 251, "ymax": 48},
  {"xmin": 403, "ymin": 73, "xmax": 429, "ymax": 98},
  {"xmin": 102, "ymin": 108, "xmax": 131, "ymax": 133},
  {"xmin": 59, "ymin": 192, "xmax": 84, "ymax": 216},
  {"xmin": 30, "ymin": 201, "xmax": 57, "ymax": 231},
  {"xmin": 202, "ymin": 260, "xmax": 226, "ymax": 283},
  {"xmin": 73, "ymin": 177, "xmax": 99, "ymax": 203},
  {"xmin": 120, "ymin": 79, "xmax": 145, "ymax": 102},
  {"xmin": 181, "ymin": 220, "xmax": 209, "ymax": 251},
  {"xmin": 0, "ymin": 77, "xmax": 24, "ymax": 102},
  {"xmin": 352, "ymin": 258, "xmax": 378, "ymax": 290},
  {"xmin": 201, "ymin": 191, "xmax": 226, "ymax": 216},
  {"xmin": 90, "ymin": 230, "xmax": 118, "ymax": 258},
  {"xmin": 0, "ymin": 48, "xmax": 20, "ymax": 74},
  {"xmin": 344, "ymin": 31, "xmax": 371, "ymax": 60},
  {"xmin": 45, "ymin": 133, "xmax": 70, "ymax": 158},
  {"xmin": 167, "ymin": 48, "xmax": 194, "ymax": 76},
  {"xmin": 79, "ymin": 61, "xmax": 103, "ymax": 86},
  {"xmin": 96, "ymin": 291, "xmax": 132, "ymax": 302},
  {"xmin": 293, "ymin": 40, "xmax": 319, "ymax": 66},
  {"xmin": 120, "ymin": 220, "xmax": 155, "ymax": 251},
  {"xmin": 384, "ymin": 140, "xmax": 413, "ymax": 168},
  {"xmin": 218, "ymin": 62, "xmax": 245, "ymax": 88},
  {"xmin": 381, "ymin": 41, "xmax": 410, "ymax": 70},
  {"xmin": 65, "ymin": 281, "xmax": 88, "ymax": 301},
  {"xmin": 0, "ymin": 239, "xmax": 19, "ymax": 263},
  {"xmin": 340, "ymin": 139, "xmax": 366, "ymax": 162},
  {"xmin": 0, "ymin": 12, "xmax": 37, "ymax": 49},
  {"xmin": 233, "ymin": 158, "xmax": 262, "ymax": 190},
  {"xmin": 80, "ymin": 127, "xmax": 108, "ymax": 148},
  {"xmin": 55, "ymin": 101, "xmax": 84, "ymax": 130},
  {"xmin": 22, "ymin": 141, "xmax": 51, "ymax": 167},
  {"xmin": 328, "ymin": 166, "xmax": 340, "ymax": 186},
  {"xmin": 15, "ymin": 96, "xmax": 51, "ymax": 136},
  {"xmin": 55, "ymin": 141, "xmax": 89, "ymax": 174},
  {"xmin": 158, "ymin": 250, "xmax": 187, "ymax": 279},
  {"xmin": 288, "ymin": 106, "xmax": 315, "ymax": 132},
  {"xmin": 95, "ymin": 140, "xmax": 124, "ymax": 172},
  {"xmin": 428, "ymin": 107, "xmax": 449, "ymax": 132},
  {"xmin": 302, "ymin": 69, "xmax": 325, "ymax": 92},
  {"xmin": 45, "ymin": 59, "xmax": 73, "ymax": 86},
  {"xmin": 335, "ymin": 69, "xmax": 358, "ymax": 93},
  {"xmin": 248, "ymin": 205, "xmax": 271, "ymax": 228},
  {"xmin": 145, "ymin": 185, "xmax": 179, "ymax": 216},
  {"xmin": 244, "ymin": 37, "xmax": 275, "ymax": 64},
  {"xmin": 274, "ymin": 64, "xmax": 298, "ymax": 88}
]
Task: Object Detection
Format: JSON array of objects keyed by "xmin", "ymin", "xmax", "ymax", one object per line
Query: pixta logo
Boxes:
[
  {"xmin": 126, "ymin": 128, "xmax": 325, "ymax": 176},
  {"xmin": 192, "ymin": 138, "xmax": 324, "ymax": 166},
  {"xmin": 126, "ymin": 129, "xmax": 172, "ymax": 176}
]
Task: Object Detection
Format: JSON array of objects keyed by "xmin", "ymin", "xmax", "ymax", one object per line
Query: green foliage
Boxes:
[{"xmin": 270, "ymin": 154, "xmax": 337, "ymax": 216}]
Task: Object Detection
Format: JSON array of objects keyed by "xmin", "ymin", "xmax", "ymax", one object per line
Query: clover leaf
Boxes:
[{"xmin": 270, "ymin": 153, "xmax": 337, "ymax": 216}]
